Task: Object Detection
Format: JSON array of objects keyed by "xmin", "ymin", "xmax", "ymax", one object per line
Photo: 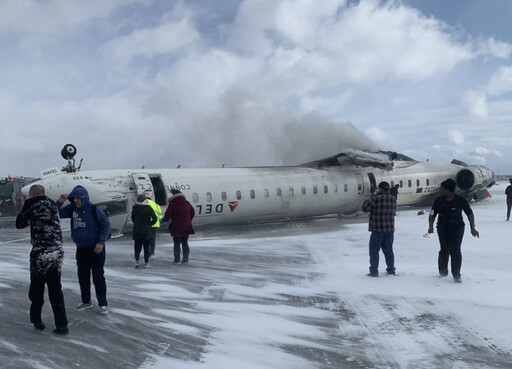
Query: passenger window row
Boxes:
[
  {"xmin": 191, "ymin": 183, "xmax": 350, "ymax": 203},
  {"xmin": 390, "ymin": 178, "xmax": 431, "ymax": 188}
]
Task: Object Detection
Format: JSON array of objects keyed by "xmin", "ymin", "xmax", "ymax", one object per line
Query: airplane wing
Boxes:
[{"xmin": 301, "ymin": 149, "xmax": 396, "ymax": 170}]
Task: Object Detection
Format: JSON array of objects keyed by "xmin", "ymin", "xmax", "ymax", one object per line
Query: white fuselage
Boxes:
[{"xmin": 23, "ymin": 159, "xmax": 494, "ymax": 235}]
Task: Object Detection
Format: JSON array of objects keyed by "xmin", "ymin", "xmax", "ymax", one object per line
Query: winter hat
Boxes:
[
  {"xmin": 440, "ymin": 178, "xmax": 456, "ymax": 192},
  {"xmin": 378, "ymin": 181, "xmax": 390, "ymax": 189},
  {"xmin": 136, "ymin": 194, "xmax": 148, "ymax": 205}
]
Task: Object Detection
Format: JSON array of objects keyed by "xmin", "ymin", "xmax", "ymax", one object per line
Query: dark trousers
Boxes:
[
  {"xmin": 369, "ymin": 231, "xmax": 395, "ymax": 274},
  {"xmin": 437, "ymin": 225, "xmax": 464, "ymax": 278},
  {"xmin": 507, "ymin": 201, "xmax": 512, "ymax": 220},
  {"xmin": 134, "ymin": 239, "xmax": 151, "ymax": 263},
  {"xmin": 29, "ymin": 268, "xmax": 68, "ymax": 328},
  {"xmin": 173, "ymin": 235, "xmax": 190, "ymax": 262},
  {"xmin": 149, "ymin": 228, "xmax": 157, "ymax": 256},
  {"xmin": 76, "ymin": 247, "xmax": 108, "ymax": 306}
]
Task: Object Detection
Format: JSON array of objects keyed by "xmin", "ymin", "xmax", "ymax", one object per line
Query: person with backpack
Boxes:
[
  {"xmin": 57, "ymin": 185, "xmax": 111, "ymax": 315},
  {"xmin": 427, "ymin": 178, "xmax": 479, "ymax": 283}
]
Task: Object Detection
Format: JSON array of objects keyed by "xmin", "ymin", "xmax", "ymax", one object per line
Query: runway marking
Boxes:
[{"xmin": 0, "ymin": 236, "xmax": 31, "ymax": 245}]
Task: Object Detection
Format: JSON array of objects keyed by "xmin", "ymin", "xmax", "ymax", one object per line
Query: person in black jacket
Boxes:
[
  {"xmin": 427, "ymin": 179, "xmax": 479, "ymax": 283},
  {"xmin": 15, "ymin": 184, "xmax": 69, "ymax": 334},
  {"xmin": 131, "ymin": 195, "xmax": 157, "ymax": 268},
  {"xmin": 505, "ymin": 178, "xmax": 512, "ymax": 221}
]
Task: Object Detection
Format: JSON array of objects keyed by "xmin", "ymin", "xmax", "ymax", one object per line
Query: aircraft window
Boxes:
[
  {"xmin": 264, "ymin": 189, "xmax": 269, "ymax": 198},
  {"xmin": 426, "ymin": 179, "xmax": 430, "ymax": 186},
  {"xmin": 289, "ymin": 187, "xmax": 294, "ymax": 196},
  {"xmin": 358, "ymin": 183, "xmax": 362, "ymax": 192},
  {"xmin": 416, "ymin": 179, "xmax": 420, "ymax": 187},
  {"xmin": 221, "ymin": 191, "xmax": 227, "ymax": 201},
  {"xmin": 390, "ymin": 181, "xmax": 394, "ymax": 187},
  {"xmin": 277, "ymin": 188, "xmax": 282, "ymax": 197},
  {"xmin": 236, "ymin": 191, "xmax": 242, "ymax": 200},
  {"xmin": 399, "ymin": 180, "xmax": 403, "ymax": 188},
  {"xmin": 324, "ymin": 185, "xmax": 328, "ymax": 194},
  {"xmin": 250, "ymin": 190, "xmax": 255, "ymax": 199},
  {"xmin": 301, "ymin": 187, "xmax": 306, "ymax": 195},
  {"xmin": 344, "ymin": 184, "xmax": 348, "ymax": 192},
  {"xmin": 193, "ymin": 193, "xmax": 199, "ymax": 203},
  {"xmin": 95, "ymin": 200, "xmax": 127, "ymax": 217},
  {"xmin": 408, "ymin": 180, "xmax": 412, "ymax": 187},
  {"xmin": 206, "ymin": 192, "xmax": 212, "ymax": 202},
  {"xmin": 313, "ymin": 185, "xmax": 318, "ymax": 195},
  {"xmin": 333, "ymin": 184, "xmax": 337, "ymax": 193}
]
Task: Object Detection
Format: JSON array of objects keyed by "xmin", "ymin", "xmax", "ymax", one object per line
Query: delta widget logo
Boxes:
[{"xmin": 228, "ymin": 201, "xmax": 239, "ymax": 212}]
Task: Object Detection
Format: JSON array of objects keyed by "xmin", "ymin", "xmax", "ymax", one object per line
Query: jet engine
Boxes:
[{"xmin": 455, "ymin": 165, "xmax": 495, "ymax": 193}]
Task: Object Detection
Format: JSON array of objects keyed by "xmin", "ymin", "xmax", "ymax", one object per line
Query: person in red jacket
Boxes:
[{"xmin": 163, "ymin": 189, "xmax": 195, "ymax": 264}]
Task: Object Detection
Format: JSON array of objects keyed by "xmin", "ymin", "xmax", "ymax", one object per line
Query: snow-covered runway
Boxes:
[{"xmin": 1, "ymin": 183, "xmax": 511, "ymax": 368}]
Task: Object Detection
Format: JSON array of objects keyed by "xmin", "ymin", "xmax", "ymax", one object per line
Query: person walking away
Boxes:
[
  {"xmin": 15, "ymin": 184, "xmax": 69, "ymax": 334},
  {"xmin": 505, "ymin": 178, "xmax": 512, "ymax": 221},
  {"xmin": 163, "ymin": 189, "xmax": 195, "ymax": 264},
  {"xmin": 57, "ymin": 185, "xmax": 111, "ymax": 315},
  {"xmin": 390, "ymin": 184, "xmax": 399, "ymax": 200},
  {"xmin": 362, "ymin": 181, "xmax": 397, "ymax": 277},
  {"xmin": 145, "ymin": 195, "xmax": 162, "ymax": 258},
  {"xmin": 131, "ymin": 195, "xmax": 157, "ymax": 268},
  {"xmin": 427, "ymin": 178, "xmax": 479, "ymax": 283}
]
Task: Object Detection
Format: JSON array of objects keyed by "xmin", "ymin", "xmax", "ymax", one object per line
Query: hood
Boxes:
[
  {"xmin": 168, "ymin": 193, "xmax": 187, "ymax": 204},
  {"xmin": 68, "ymin": 185, "xmax": 91, "ymax": 208}
]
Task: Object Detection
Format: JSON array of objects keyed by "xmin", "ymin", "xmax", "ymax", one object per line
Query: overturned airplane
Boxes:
[{"xmin": 22, "ymin": 144, "xmax": 495, "ymax": 235}]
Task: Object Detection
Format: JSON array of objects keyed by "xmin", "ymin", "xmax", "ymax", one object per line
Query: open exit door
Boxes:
[{"xmin": 131, "ymin": 173, "xmax": 154, "ymax": 200}]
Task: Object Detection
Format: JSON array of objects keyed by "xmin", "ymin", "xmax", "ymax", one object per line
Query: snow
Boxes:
[{"xmin": 1, "ymin": 182, "xmax": 511, "ymax": 368}]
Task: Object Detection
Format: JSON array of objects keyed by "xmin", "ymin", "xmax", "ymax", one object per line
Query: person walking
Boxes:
[
  {"xmin": 145, "ymin": 195, "xmax": 162, "ymax": 258},
  {"xmin": 390, "ymin": 184, "xmax": 399, "ymax": 200},
  {"xmin": 15, "ymin": 184, "xmax": 69, "ymax": 334},
  {"xmin": 427, "ymin": 178, "xmax": 479, "ymax": 283},
  {"xmin": 131, "ymin": 195, "xmax": 157, "ymax": 268},
  {"xmin": 362, "ymin": 181, "xmax": 397, "ymax": 277},
  {"xmin": 163, "ymin": 189, "xmax": 195, "ymax": 264},
  {"xmin": 57, "ymin": 185, "xmax": 111, "ymax": 315},
  {"xmin": 505, "ymin": 178, "xmax": 512, "ymax": 221}
]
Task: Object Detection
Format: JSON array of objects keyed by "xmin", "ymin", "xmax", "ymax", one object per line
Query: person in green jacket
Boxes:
[{"xmin": 146, "ymin": 194, "xmax": 163, "ymax": 258}]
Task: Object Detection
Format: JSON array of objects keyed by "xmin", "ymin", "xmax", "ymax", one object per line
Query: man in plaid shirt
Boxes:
[{"xmin": 362, "ymin": 181, "xmax": 397, "ymax": 277}]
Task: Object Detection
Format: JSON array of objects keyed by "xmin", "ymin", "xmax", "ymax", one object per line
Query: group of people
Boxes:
[
  {"xmin": 17, "ymin": 177, "xmax": 490, "ymax": 334},
  {"xmin": 131, "ymin": 188, "xmax": 195, "ymax": 267},
  {"xmin": 362, "ymin": 178, "xmax": 479, "ymax": 283},
  {"xmin": 16, "ymin": 185, "xmax": 195, "ymax": 335}
]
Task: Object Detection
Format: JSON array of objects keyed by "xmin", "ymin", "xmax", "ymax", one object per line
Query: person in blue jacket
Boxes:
[{"xmin": 57, "ymin": 185, "xmax": 111, "ymax": 315}]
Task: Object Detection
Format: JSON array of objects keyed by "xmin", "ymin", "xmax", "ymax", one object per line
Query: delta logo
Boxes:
[{"xmin": 228, "ymin": 201, "xmax": 239, "ymax": 212}]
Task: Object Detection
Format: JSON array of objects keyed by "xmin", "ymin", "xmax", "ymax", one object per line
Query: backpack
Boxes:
[{"xmin": 91, "ymin": 204, "xmax": 112, "ymax": 240}]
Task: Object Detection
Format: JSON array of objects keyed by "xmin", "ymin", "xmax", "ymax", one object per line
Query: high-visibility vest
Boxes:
[{"xmin": 147, "ymin": 198, "xmax": 163, "ymax": 228}]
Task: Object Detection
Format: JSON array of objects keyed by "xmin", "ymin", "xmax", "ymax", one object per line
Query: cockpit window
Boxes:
[{"xmin": 95, "ymin": 200, "xmax": 127, "ymax": 217}]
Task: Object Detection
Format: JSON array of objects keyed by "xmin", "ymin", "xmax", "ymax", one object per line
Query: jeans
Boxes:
[
  {"xmin": 76, "ymin": 246, "xmax": 108, "ymax": 306},
  {"xmin": 173, "ymin": 235, "xmax": 190, "ymax": 262},
  {"xmin": 29, "ymin": 268, "xmax": 68, "ymax": 328},
  {"xmin": 369, "ymin": 231, "xmax": 395, "ymax": 275}
]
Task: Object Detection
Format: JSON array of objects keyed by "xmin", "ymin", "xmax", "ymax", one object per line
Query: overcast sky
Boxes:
[{"xmin": 1, "ymin": 0, "xmax": 511, "ymax": 177}]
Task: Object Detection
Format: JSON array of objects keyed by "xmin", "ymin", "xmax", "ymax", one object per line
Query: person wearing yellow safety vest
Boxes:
[{"xmin": 145, "ymin": 195, "xmax": 163, "ymax": 258}]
